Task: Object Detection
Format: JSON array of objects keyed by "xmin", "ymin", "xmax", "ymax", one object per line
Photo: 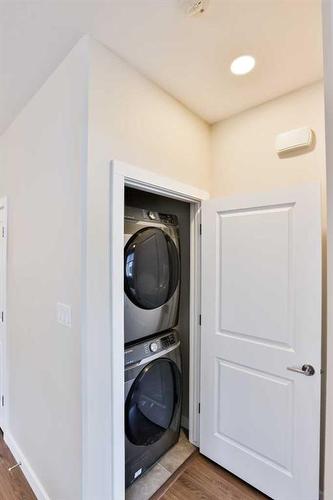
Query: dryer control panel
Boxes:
[
  {"xmin": 125, "ymin": 330, "xmax": 179, "ymax": 367},
  {"xmin": 125, "ymin": 206, "xmax": 179, "ymax": 227}
]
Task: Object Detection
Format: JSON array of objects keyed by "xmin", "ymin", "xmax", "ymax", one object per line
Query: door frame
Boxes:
[
  {"xmin": 0, "ymin": 197, "xmax": 8, "ymax": 433},
  {"xmin": 322, "ymin": 3, "xmax": 333, "ymax": 499},
  {"xmin": 83, "ymin": 160, "xmax": 209, "ymax": 500}
]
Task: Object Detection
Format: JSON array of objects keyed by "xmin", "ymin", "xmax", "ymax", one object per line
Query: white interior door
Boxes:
[
  {"xmin": 0, "ymin": 206, "xmax": 6, "ymax": 430},
  {"xmin": 200, "ymin": 184, "xmax": 321, "ymax": 500}
]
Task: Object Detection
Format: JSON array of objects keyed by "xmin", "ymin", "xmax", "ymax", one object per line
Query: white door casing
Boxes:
[
  {"xmin": 200, "ymin": 184, "xmax": 321, "ymax": 500},
  {"xmin": 0, "ymin": 203, "xmax": 7, "ymax": 430},
  {"xmin": 83, "ymin": 160, "xmax": 208, "ymax": 500}
]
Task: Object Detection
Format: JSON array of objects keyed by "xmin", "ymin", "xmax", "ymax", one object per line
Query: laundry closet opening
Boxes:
[{"xmin": 124, "ymin": 186, "xmax": 197, "ymax": 498}]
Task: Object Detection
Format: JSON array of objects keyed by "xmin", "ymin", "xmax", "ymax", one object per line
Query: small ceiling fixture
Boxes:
[
  {"xmin": 230, "ymin": 55, "xmax": 256, "ymax": 75},
  {"xmin": 179, "ymin": 0, "xmax": 210, "ymax": 16}
]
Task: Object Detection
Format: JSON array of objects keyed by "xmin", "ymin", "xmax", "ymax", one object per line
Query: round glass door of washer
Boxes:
[{"xmin": 125, "ymin": 358, "xmax": 181, "ymax": 446}]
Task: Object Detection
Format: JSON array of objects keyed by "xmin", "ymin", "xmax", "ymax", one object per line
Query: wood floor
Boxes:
[
  {"xmin": 0, "ymin": 432, "xmax": 36, "ymax": 500},
  {"xmin": 152, "ymin": 451, "xmax": 269, "ymax": 500},
  {"xmin": 0, "ymin": 432, "xmax": 269, "ymax": 500}
]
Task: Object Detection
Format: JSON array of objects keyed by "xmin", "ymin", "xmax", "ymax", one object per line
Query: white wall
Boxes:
[
  {"xmin": 83, "ymin": 39, "xmax": 211, "ymax": 499},
  {"xmin": 88, "ymin": 40, "xmax": 211, "ymax": 191},
  {"xmin": 0, "ymin": 35, "xmax": 211, "ymax": 500},
  {"xmin": 0, "ymin": 38, "xmax": 89, "ymax": 500}
]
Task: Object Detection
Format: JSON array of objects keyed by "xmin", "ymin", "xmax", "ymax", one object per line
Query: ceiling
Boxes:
[{"xmin": 0, "ymin": 0, "xmax": 323, "ymax": 135}]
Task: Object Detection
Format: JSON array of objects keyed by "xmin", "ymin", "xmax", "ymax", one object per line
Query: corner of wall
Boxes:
[
  {"xmin": 1, "ymin": 36, "xmax": 91, "ymax": 500},
  {"xmin": 4, "ymin": 430, "xmax": 51, "ymax": 500}
]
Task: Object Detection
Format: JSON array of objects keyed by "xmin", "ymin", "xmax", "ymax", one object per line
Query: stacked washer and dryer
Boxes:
[{"xmin": 124, "ymin": 206, "xmax": 183, "ymax": 488}]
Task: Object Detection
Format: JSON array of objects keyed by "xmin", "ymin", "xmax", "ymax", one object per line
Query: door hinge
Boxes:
[
  {"xmin": 1, "ymin": 395, "xmax": 5, "ymax": 407},
  {"xmin": 1, "ymin": 226, "xmax": 4, "ymax": 238},
  {"xmin": 1, "ymin": 311, "xmax": 3, "ymax": 323},
  {"xmin": 199, "ymin": 224, "xmax": 202, "ymax": 236},
  {"xmin": 198, "ymin": 403, "xmax": 201, "ymax": 414},
  {"xmin": 199, "ymin": 314, "xmax": 202, "ymax": 326}
]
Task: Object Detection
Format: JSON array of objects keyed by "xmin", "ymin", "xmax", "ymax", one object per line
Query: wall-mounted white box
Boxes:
[{"xmin": 275, "ymin": 127, "xmax": 313, "ymax": 154}]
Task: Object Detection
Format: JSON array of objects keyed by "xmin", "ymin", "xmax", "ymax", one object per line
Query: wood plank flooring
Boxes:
[
  {"xmin": 0, "ymin": 431, "xmax": 270, "ymax": 500},
  {"xmin": 0, "ymin": 432, "xmax": 36, "ymax": 500},
  {"xmin": 152, "ymin": 451, "xmax": 270, "ymax": 500}
]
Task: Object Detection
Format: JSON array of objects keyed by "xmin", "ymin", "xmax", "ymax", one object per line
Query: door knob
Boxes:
[{"xmin": 287, "ymin": 364, "xmax": 315, "ymax": 376}]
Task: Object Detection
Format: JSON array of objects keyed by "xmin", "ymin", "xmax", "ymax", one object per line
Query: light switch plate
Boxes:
[{"xmin": 57, "ymin": 303, "xmax": 72, "ymax": 328}]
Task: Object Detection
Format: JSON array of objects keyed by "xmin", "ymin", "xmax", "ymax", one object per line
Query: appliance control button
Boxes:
[
  {"xmin": 150, "ymin": 342, "xmax": 158, "ymax": 353},
  {"xmin": 148, "ymin": 211, "xmax": 156, "ymax": 220}
]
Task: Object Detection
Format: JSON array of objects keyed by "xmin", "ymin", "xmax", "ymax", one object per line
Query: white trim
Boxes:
[
  {"xmin": 4, "ymin": 430, "xmax": 51, "ymax": 500},
  {"xmin": 1, "ymin": 201, "xmax": 49, "ymax": 500},
  {"xmin": 0, "ymin": 197, "xmax": 8, "ymax": 433},
  {"xmin": 323, "ymin": 4, "xmax": 333, "ymax": 499},
  {"xmin": 188, "ymin": 202, "xmax": 202, "ymax": 446},
  {"xmin": 110, "ymin": 166, "xmax": 125, "ymax": 500},
  {"xmin": 113, "ymin": 160, "xmax": 209, "ymax": 202},
  {"xmin": 83, "ymin": 159, "xmax": 208, "ymax": 500}
]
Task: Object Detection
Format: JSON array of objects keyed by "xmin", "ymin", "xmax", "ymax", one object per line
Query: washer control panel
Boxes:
[
  {"xmin": 124, "ymin": 206, "xmax": 179, "ymax": 227},
  {"xmin": 159, "ymin": 213, "xmax": 178, "ymax": 226},
  {"xmin": 161, "ymin": 334, "xmax": 176, "ymax": 348},
  {"xmin": 149, "ymin": 341, "xmax": 158, "ymax": 353},
  {"xmin": 125, "ymin": 331, "xmax": 178, "ymax": 366}
]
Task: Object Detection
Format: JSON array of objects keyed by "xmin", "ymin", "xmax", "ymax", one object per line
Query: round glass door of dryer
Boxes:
[
  {"xmin": 124, "ymin": 227, "xmax": 180, "ymax": 310},
  {"xmin": 125, "ymin": 358, "xmax": 181, "ymax": 446}
]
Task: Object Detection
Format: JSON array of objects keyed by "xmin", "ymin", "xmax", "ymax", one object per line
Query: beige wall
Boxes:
[
  {"xmin": 211, "ymin": 81, "xmax": 325, "ymax": 198},
  {"xmin": 0, "ymin": 39, "xmax": 89, "ymax": 500},
  {"xmin": 88, "ymin": 40, "xmax": 211, "ymax": 192},
  {"xmin": 211, "ymin": 81, "xmax": 327, "ymax": 492}
]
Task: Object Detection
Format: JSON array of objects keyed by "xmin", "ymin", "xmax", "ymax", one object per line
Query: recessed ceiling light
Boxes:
[{"xmin": 230, "ymin": 55, "xmax": 256, "ymax": 76}]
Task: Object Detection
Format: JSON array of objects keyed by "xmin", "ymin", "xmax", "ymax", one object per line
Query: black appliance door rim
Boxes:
[
  {"xmin": 125, "ymin": 357, "xmax": 182, "ymax": 446},
  {"xmin": 124, "ymin": 226, "xmax": 180, "ymax": 310}
]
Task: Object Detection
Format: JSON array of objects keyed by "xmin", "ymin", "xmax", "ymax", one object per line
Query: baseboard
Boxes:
[{"xmin": 4, "ymin": 430, "xmax": 51, "ymax": 500}]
